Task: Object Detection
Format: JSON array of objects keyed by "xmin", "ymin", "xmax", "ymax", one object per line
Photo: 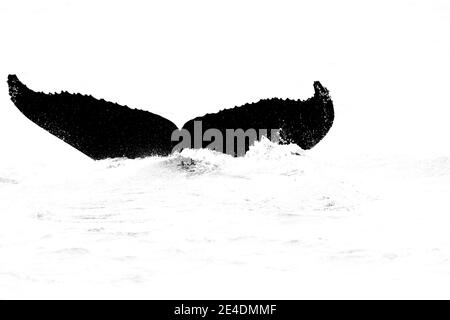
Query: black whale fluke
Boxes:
[
  {"xmin": 182, "ymin": 80, "xmax": 334, "ymax": 152},
  {"xmin": 7, "ymin": 74, "xmax": 178, "ymax": 159},
  {"xmin": 7, "ymin": 75, "xmax": 334, "ymax": 160}
]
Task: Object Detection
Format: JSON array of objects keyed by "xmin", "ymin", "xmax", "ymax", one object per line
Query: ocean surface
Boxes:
[{"xmin": 1, "ymin": 139, "xmax": 450, "ymax": 299}]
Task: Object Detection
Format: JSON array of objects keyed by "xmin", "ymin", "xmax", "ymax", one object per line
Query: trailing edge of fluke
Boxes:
[{"xmin": 7, "ymin": 74, "xmax": 334, "ymax": 159}]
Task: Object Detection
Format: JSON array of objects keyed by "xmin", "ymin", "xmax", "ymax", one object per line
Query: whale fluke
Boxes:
[
  {"xmin": 7, "ymin": 75, "xmax": 334, "ymax": 159},
  {"xmin": 182, "ymin": 80, "xmax": 334, "ymax": 152},
  {"xmin": 7, "ymin": 75, "xmax": 178, "ymax": 159}
]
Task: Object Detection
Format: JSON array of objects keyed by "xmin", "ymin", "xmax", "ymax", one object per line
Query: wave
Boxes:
[{"xmin": 107, "ymin": 137, "xmax": 311, "ymax": 178}]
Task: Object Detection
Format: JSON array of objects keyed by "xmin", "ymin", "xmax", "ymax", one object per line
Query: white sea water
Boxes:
[{"xmin": 1, "ymin": 138, "xmax": 450, "ymax": 299}]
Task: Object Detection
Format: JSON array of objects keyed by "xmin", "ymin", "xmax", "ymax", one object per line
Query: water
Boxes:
[{"xmin": 1, "ymin": 139, "xmax": 450, "ymax": 298}]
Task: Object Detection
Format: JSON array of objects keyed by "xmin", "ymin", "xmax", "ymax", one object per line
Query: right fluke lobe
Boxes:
[{"xmin": 182, "ymin": 81, "xmax": 334, "ymax": 153}]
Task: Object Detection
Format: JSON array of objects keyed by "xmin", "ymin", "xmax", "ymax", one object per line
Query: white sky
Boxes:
[{"xmin": 0, "ymin": 0, "xmax": 449, "ymax": 161}]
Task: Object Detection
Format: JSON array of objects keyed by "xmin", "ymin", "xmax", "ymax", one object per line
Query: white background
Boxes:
[
  {"xmin": 1, "ymin": 0, "xmax": 449, "ymax": 159},
  {"xmin": 0, "ymin": 0, "xmax": 450, "ymax": 299}
]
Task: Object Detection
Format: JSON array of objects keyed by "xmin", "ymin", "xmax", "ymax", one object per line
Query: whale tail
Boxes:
[{"xmin": 7, "ymin": 75, "xmax": 334, "ymax": 159}]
